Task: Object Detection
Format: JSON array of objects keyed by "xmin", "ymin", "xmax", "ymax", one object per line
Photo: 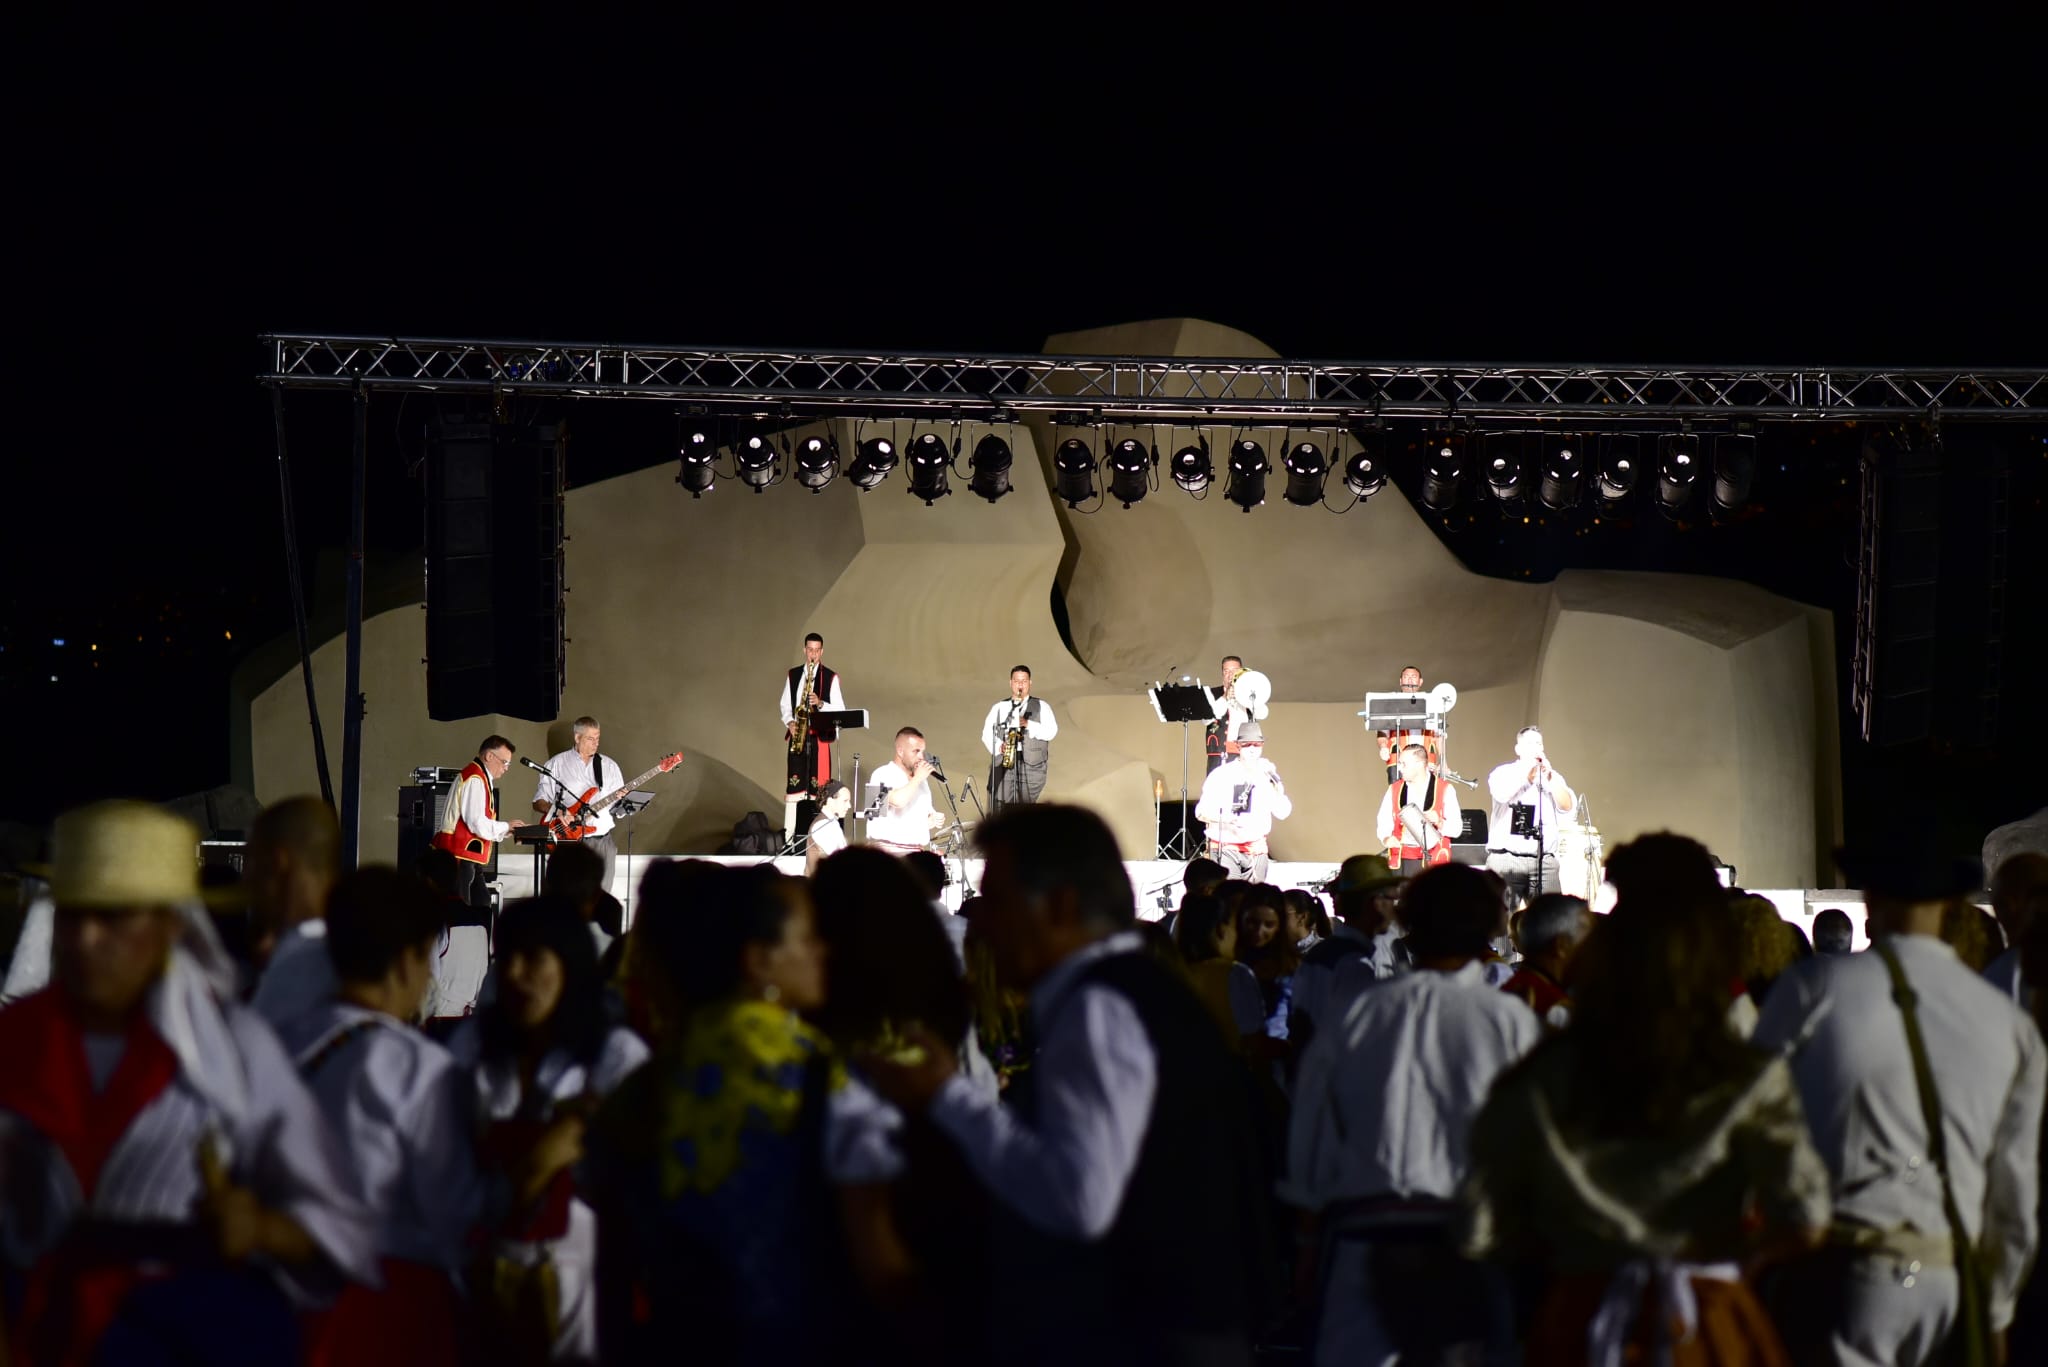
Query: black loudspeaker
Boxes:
[
  {"xmin": 1854, "ymin": 432, "xmax": 2008, "ymax": 747},
  {"xmin": 425, "ymin": 413, "xmax": 566, "ymax": 722},
  {"xmin": 396, "ymin": 781, "xmax": 497, "ymax": 879}
]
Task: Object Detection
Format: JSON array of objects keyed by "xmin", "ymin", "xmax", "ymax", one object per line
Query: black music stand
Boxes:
[
  {"xmin": 1149, "ymin": 682, "xmax": 1213, "ymax": 860},
  {"xmin": 613, "ymin": 790, "xmax": 655, "ymax": 926}
]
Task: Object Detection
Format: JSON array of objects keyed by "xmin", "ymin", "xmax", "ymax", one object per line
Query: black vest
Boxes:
[
  {"xmin": 990, "ymin": 950, "xmax": 1270, "ymax": 1365},
  {"xmin": 787, "ymin": 663, "xmax": 837, "ymax": 711}
]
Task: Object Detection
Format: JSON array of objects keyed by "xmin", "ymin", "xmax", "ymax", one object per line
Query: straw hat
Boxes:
[{"xmin": 48, "ymin": 800, "xmax": 205, "ymax": 909}]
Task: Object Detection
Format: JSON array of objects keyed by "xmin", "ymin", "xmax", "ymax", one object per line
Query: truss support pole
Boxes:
[
  {"xmin": 340, "ymin": 377, "xmax": 369, "ymax": 869},
  {"xmin": 270, "ymin": 387, "xmax": 335, "ymax": 808}
]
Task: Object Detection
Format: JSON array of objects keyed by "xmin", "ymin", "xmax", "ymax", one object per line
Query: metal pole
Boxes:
[
  {"xmin": 340, "ymin": 378, "xmax": 368, "ymax": 868},
  {"xmin": 270, "ymin": 388, "xmax": 335, "ymax": 807}
]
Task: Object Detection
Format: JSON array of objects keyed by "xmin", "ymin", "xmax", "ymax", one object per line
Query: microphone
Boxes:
[
  {"xmin": 519, "ymin": 756, "xmax": 548, "ymax": 773},
  {"xmin": 925, "ymin": 753, "xmax": 948, "ymax": 782}
]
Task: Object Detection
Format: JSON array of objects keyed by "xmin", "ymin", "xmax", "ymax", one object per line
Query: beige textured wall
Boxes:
[{"xmin": 248, "ymin": 320, "xmax": 1839, "ymax": 881}]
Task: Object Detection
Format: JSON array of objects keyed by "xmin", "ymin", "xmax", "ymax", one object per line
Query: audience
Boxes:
[
  {"xmin": 1500, "ymin": 891, "xmax": 1588, "ymax": 1028},
  {"xmin": 1171, "ymin": 891, "xmax": 1265, "ymax": 1050},
  {"xmin": 1812, "ymin": 904, "xmax": 1857, "ymax": 954},
  {"xmin": 246, "ymin": 794, "xmax": 344, "ymax": 1025}
]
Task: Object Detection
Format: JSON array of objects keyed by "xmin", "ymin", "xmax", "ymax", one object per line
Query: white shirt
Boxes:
[
  {"xmin": 1281, "ymin": 961, "xmax": 1541, "ymax": 1210},
  {"xmin": 981, "ymin": 696, "xmax": 1060, "ymax": 757},
  {"xmin": 807, "ymin": 816, "xmax": 848, "ymax": 858},
  {"xmin": 252, "ymin": 919, "xmax": 338, "ymax": 1030},
  {"xmin": 777, "ymin": 667, "xmax": 846, "ymax": 726},
  {"xmin": 539, "ymin": 749, "xmax": 622, "ymax": 838},
  {"xmin": 1485, "ymin": 759, "xmax": 1574, "ymax": 855},
  {"xmin": 1753, "ymin": 934, "xmax": 2046, "ymax": 1327},
  {"xmin": 1208, "ymin": 668, "xmax": 1272, "ymax": 741},
  {"xmin": 456, "ymin": 769, "xmax": 512, "ymax": 843},
  {"xmin": 276, "ymin": 1003, "xmax": 485, "ymax": 1272},
  {"xmin": 928, "ymin": 933, "xmax": 1155, "ymax": 1241},
  {"xmin": 866, "ymin": 760, "xmax": 938, "ymax": 849},
  {"xmin": 1196, "ymin": 755, "xmax": 1293, "ymax": 846},
  {"xmin": 1375, "ymin": 778, "xmax": 1465, "ymax": 851}
]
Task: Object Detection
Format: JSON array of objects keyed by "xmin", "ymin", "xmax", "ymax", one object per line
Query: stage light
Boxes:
[
  {"xmin": 1341, "ymin": 449, "xmax": 1385, "ymax": 500},
  {"xmin": 906, "ymin": 432, "xmax": 951, "ymax": 504},
  {"xmin": 1711, "ymin": 433, "xmax": 1756, "ymax": 516},
  {"xmin": 1054, "ymin": 438, "xmax": 1097, "ymax": 507},
  {"xmin": 676, "ymin": 427, "xmax": 716, "ymax": 497},
  {"xmin": 1596, "ymin": 435, "xmax": 1639, "ymax": 513},
  {"xmin": 794, "ymin": 434, "xmax": 839, "ymax": 493},
  {"xmin": 1170, "ymin": 439, "xmax": 1213, "ymax": 494},
  {"xmin": 1420, "ymin": 436, "xmax": 1462, "ymax": 513},
  {"xmin": 1539, "ymin": 438, "xmax": 1584, "ymax": 512},
  {"xmin": 849, "ymin": 436, "xmax": 897, "ymax": 491},
  {"xmin": 1108, "ymin": 438, "xmax": 1153, "ymax": 507},
  {"xmin": 1656, "ymin": 433, "xmax": 1701, "ymax": 514},
  {"xmin": 1281, "ymin": 441, "xmax": 1328, "ymax": 507},
  {"xmin": 736, "ymin": 433, "xmax": 778, "ymax": 492},
  {"xmin": 1484, "ymin": 434, "xmax": 1527, "ymax": 506},
  {"xmin": 1225, "ymin": 439, "xmax": 1268, "ymax": 512},
  {"xmin": 968, "ymin": 433, "xmax": 1013, "ymax": 502}
]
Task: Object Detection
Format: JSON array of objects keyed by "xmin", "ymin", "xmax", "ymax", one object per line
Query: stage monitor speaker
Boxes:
[
  {"xmin": 1855, "ymin": 432, "xmax": 2007, "ymax": 747},
  {"xmin": 425, "ymin": 412, "xmax": 566, "ymax": 722}
]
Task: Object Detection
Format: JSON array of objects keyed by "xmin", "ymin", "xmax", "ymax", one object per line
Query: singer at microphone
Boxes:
[
  {"xmin": 1484, "ymin": 725, "xmax": 1577, "ymax": 911},
  {"xmin": 866, "ymin": 724, "xmax": 949, "ymax": 854}
]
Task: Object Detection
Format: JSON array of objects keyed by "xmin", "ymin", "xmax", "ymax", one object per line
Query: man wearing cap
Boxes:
[
  {"xmin": 0, "ymin": 801, "xmax": 377, "ymax": 1364},
  {"xmin": 1754, "ymin": 849, "xmax": 2045, "ymax": 1366},
  {"xmin": 1195, "ymin": 720, "xmax": 1292, "ymax": 883}
]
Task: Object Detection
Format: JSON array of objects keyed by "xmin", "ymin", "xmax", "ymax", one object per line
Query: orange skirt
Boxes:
[{"xmin": 1526, "ymin": 1271, "xmax": 1791, "ymax": 1367}]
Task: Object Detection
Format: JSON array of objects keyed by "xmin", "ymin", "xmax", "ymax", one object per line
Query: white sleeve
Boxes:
[
  {"xmin": 827, "ymin": 675, "xmax": 845, "ymax": 710},
  {"xmin": 1280, "ymin": 1025, "xmax": 1343, "ymax": 1209},
  {"xmin": 1985, "ymin": 1017, "xmax": 2047, "ymax": 1328},
  {"xmin": 778, "ymin": 675, "xmax": 793, "ymax": 726},
  {"xmin": 1442, "ymin": 786, "xmax": 1463, "ymax": 840},
  {"xmin": 1210, "ymin": 686, "xmax": 1229, "ymax": 719},
  {"xmin": 1375, "ymin": 789, "xmax": 1395, "ymax": 846},
  {"xmin": 983, "ymin": 703, "xmax": 1005, "ymax": 758},
  {"xmin": 1194, "ymin": 769, "xmax": 1225, "ymax": 825},
  {"xmin": 460, "ymin": 774, "xmax": 510, "ymax": 841},
  {"xmin": 926, "ymin": 983, "xmax": 1156, "ymax": 1241},
  {"xmin": 402, "ymin": 1049, "xmax": 489, "ymax": 1267},
  {"xmin": 1487, "ymin": 762, "xmax": 1527, "ymax": 807},
  {"xmin": 1552, "ymin": 774, "xmax": 1577, "ymax": 814},
  {"xmin": 1035, "ymin": 702, "xmax": 1058, "ymax": 741},
  {"xmin": 1266, "ymin": 770, "xmax": 1293, "ymax": 822},
  {"xmin": 824, "ymin": 1074, "xmax": 907, "ymax": 1186}
]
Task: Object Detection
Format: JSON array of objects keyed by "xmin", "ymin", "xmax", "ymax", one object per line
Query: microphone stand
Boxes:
[{"xmin": 929, "ymin": 760, "xmax": 972, "ymax": 902}]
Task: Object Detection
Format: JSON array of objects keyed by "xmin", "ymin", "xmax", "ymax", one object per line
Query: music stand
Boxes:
[
  {"xmin": 1149, "ymin": 682, "xmax": 1213, "ymax": 860},
  {"xmin": 612, "ymin": 790, "xmax": 655, "ymax": 928}
]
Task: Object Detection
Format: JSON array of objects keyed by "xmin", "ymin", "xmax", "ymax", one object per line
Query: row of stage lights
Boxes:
[{"xmin": 676, "ymin": 420, "xmax": 1757, "ymax": 519}]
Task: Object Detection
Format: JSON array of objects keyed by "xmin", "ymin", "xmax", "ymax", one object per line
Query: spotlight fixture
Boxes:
[
  {"xmin": 1711, "ymin": 433, "xmax": 1756, "ymax": 517},
  {"xmin": 968, "ymin": 433, "xmax": 1013, "ymax": 503},
  {"xmin": 905, "ymin": 432, "xmax": 951, "ymax": 504},
  {"xmin": 1281, "ymin": 441, "xmax": 1328, "ymax": 507},
  {"xmin": 848, "ymin": 436, "xmax": 898, "ymax": 491},
  {"xmin": 1054, "ymin": 437, "xmax": 1097, "ymax": 507},
  {"xmin": 1420, "ymin": 435, "xmax": 1462, "ymax": 513},
  {"xmin": 1596, "ymin": 434, "xmax": 1639, "ymax": 513},
  {"xmin": 1108, "ymin": 438, "xmax": 1153, "ymax": 507},
  {"xmin": 1483, "ymin": 433, "xmax": 1527, "ymax": 506},
  {"xmin": 1170, "ymin": 439, "xmax": 1213, "ymax": 494},
  {"xmin": 794, "ymin": 434, "xmax": 839, "ymax": 493},
  {"xmin": 1656, "ymin": 433, "xmax": 1701, "ymax": 514},
  {"xmin": 735, "ymin": 433, "xmax": 779, "ymax": 493},
  {"xmin": 1341, "ymin": 448, "xmax": 1385, "ymax": 500},
  {"xmin": 676, "ymin": 427, "xmax": 716, "ymax": 497},
  {"xmin": 1225, "ymin": 439, "xmax": 1269, "ymax": 513},
  {"xmin": 1538, "ymin": 437, "xmax": 1583, "ymax": 512}
]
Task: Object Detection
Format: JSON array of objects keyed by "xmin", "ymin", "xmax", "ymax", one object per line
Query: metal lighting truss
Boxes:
[{"xmin": 260, "ymin": 334, "xmax": 2046, "ymax": 424}]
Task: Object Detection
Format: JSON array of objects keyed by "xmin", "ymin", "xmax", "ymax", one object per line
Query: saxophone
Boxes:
[
  {"xmin": 1001, "ymin": 699, "xmax": 1022, "ymax": 769},
  {"xmin": 789, "ymin": 662, "xmax": 816, "ymax": 754}
]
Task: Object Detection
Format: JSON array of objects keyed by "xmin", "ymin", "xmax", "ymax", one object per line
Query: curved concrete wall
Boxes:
[{"xmin": 248, "ymin": 320, "xmax": 1840, "ymax": 885}]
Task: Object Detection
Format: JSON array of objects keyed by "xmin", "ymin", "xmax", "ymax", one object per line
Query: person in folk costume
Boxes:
[
  {"xmin": 781, "ymin": 631, "xmax": 847, "ymax": 846},
  {"xmin": 0, "ymin": 801, "xmax": 378, "ymax": 1366},
  {"xmin": 432, "ymin": 734, "xmax": 531, "ymax": 908},
  {"xmin": 1376, "ymin": 744, "xmax": 1463, "ymax": 874},
  {"xmin": 1374, "ymin": 666, "xmax": 1443, "ymax": 786}
]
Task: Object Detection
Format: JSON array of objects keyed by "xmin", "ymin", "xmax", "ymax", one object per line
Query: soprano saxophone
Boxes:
[{"xmin": 789, "ymin": 662, "xmax": 816, "ymax": 754}]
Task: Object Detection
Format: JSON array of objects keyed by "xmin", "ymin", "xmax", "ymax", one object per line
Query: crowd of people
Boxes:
[{"xmin": 3, "ymin": 794, "xmax": 2047, "ymax": 1366}]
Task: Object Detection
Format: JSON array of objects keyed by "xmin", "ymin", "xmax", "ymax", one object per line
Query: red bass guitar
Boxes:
[{"xmin": 548, "ymin": 751, "xmax": 684, "ymax": 840}]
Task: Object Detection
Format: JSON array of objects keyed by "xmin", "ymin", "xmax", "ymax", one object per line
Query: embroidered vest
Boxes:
[
  {"xmin": 1387, "ymin": 773, "xmax": 1452, "ymax": 869},
  {"xmin": 433, "ymin": 760, "xmax": 498, "ymax": 865}
]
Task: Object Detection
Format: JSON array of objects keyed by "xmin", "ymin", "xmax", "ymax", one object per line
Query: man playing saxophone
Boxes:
[
  {"xmin": 780, "ymin": 631, "xmax": 846, "ymax": 845},
  {"xmin": 981, "ymin": 665, "xmax": 1059, "ymax": 810}
]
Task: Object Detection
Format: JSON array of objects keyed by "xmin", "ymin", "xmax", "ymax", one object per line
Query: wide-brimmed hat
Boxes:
[
  {"xmin": 1834, "ymin": 845, "xmax": 1984, "ymax": 902},
  {"xmin": 47, "ymin": 800, "xmax": 206, "ymax": 908},
  {"xmin": 1335, "ymin": 853, "xmax": 1405, "ymax": 896},
  {"xmin": 1236, "ymin": 722, "xmax": 1266, "ymax": 746}
]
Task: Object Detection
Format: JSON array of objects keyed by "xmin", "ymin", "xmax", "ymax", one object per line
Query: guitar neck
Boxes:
[{"xmin": 588, "ymin": 761, "xmax": 672, "ymax": 816}]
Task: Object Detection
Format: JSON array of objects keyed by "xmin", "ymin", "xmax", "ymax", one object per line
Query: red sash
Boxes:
[{"xmin": 1386, "ymin": 775, "xmax": 1453, "ymax": 870}]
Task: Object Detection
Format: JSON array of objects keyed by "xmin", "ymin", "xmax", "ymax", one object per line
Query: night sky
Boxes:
[{"xmin": 9, "ymin": 24, "xmax": 2044, "ymax": 865}]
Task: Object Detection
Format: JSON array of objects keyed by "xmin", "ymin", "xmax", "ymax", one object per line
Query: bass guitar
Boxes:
[{"xmin": 548, "ymin": 750, "xmax": 684, "ymax": 841}]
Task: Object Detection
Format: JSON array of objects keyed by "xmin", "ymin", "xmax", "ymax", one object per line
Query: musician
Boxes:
[
  {"xmin": 1483, "ymin": 726, "xmax": 1576, "ymax": 909},
  {"xmin": 1195, "ymin": 721, "xmax": 1292, "ymax": 882},
  {"xmin": 779, "ymin": 632, "xmax": 846, "ymax": 844},
  {"xmin": 1376, "ymin": 743, "xmax": 1464, "ymax": 873},
  {"xmin": 532, "ymin": 716, "xmax": 623, "ymax": 892},
  {"xmin": 1375, "ymin": 665, "xmax": 1442, "ymax": 784},
  {"xmin": 1205, "ymin": 654, "xmax": 1271, "ymax": 774},
  {"xmin": 433, "ymin": 735, "xmax": 528, "ymax": 906},
  {"xmin": 805, "ymin": 780, "xmax": 855, "ymax": 877},
  {"xmin": 982, "ymin": 665, "xmax": 1060, "ymax": 809},
  {"xmin": 866, "ymin": 726, "xmax": 949, "ymax": 855}
]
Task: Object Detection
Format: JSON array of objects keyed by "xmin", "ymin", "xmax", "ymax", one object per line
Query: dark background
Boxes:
[{"xmin": 8, "ymin": 20, "xmax": 2043, "ymax": 868}]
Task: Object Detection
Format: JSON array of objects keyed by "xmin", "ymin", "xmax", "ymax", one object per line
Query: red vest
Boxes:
[
  {"xmin": 432, "ymin": 760, "xmax": 498, "ymax": 865},
  {"xmin": 1386, "ymin": 773, "xmax": 1453, "ymax": 870}
]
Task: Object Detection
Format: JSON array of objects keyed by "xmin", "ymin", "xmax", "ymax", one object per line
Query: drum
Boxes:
[{"xmin": 1553, "ymin": 824, "xmax": 1604, "ymax": 902}]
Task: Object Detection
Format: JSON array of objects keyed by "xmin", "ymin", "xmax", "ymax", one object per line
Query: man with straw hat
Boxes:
[{"xmin": 0, "ymin": 800, "xmax": 376, "ymax": 1365}]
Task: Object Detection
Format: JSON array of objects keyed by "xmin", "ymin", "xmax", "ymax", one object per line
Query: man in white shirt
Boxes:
[
  {"xmin": 1196, "ymin": 721, "xmax": 1292, "ymax": 883},
  {"xmin": 1206, "ymin": 654, "xmax": 1271, "ymax": 773},
  {"xmin": 983, "ymin": 664, "xmax": 1060, "ymax": 810},
  {"xmin": 779, "ymin": 631, "xmax": 847, "ymax": 844},
  {"xmin": 1754, "ymin": 849, "xmax": 2045, "ymax": 1366},
  {"xmin": 865, "ymin": 726, "xmax": 947, "ymax": 854},
  {"xmin": 248, "ymin": 796, "xmax": 345, "ymax": 1029},
  {"xmin": 1983, "ymin": 851, "xmax": 2048, "ymax": 1005},
  {"xmin": 1284, "ymin": 863, "xmax": 1539, "ymax": 1364},
  {"xmin": 532, "ymin": 716, "xmax": 624, "ymax": 893},
  {"xmin": 1376, "ymin": 743, "xmax": 1464, "ymax": 874},
  {"xmin": 1483, "ymin": 726, "xmax": 1575, "ymax": 909},
  {"xmin": 432, "ymin": 735, "xmax": 528, "ymax": 908},
  {"xmin": 805, "ymin": 780, "xmax": 854, "ymax": 877}
]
